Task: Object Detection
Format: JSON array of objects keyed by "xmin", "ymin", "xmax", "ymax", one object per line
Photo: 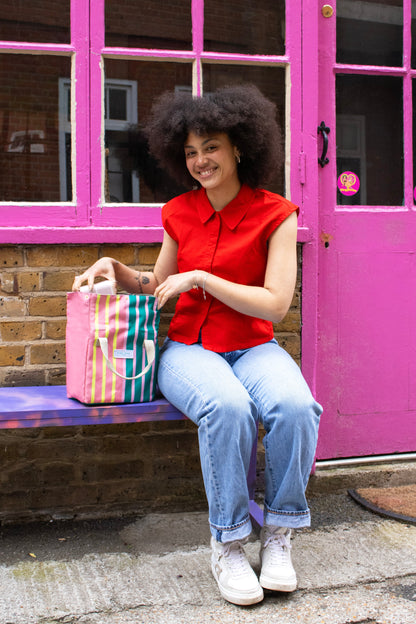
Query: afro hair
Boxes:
[{"xmin": 145, "ymin": 84, "xmax": 283, "ymax": 189}]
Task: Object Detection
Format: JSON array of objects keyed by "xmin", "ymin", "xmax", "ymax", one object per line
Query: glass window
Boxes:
[
  {"xmin": 0, "ymin": 54, "xmax": 72, "ymax": 202},
  {"xmin": 336, "ymin": 75, "xmax": 403, "ymax": 206},
  {"xmin": 204, "ymin": 0, "xmax": 285, "ymax": 56},
  {"xmin": 105, "ymin": 0, "xmax": 192, "ymax": 50},
  {"xmin": 0, "ymin": 0, "xmax": 70, "ymax": 44},
  {"xmin": 337, "ymin": 0, "xmax": 403, "ymax": 67},
  {"xmin": 203, "ymin": 64, "xmax": 286, "ymax": 195},
  {"xmin": 103, "ymin": 59, "xmax": 192, "ymax": 203}
]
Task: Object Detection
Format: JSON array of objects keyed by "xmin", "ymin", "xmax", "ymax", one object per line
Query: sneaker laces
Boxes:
[
  {"xmin": 263, "ymin": 528, "xmax": 292, "ymax": 564},
  {"xmin": 221, "ymin": 540, "xmax": 253, "ymax": 578}
]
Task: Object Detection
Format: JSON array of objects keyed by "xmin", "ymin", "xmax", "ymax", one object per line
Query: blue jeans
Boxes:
[{"xmin": 158, "ymin": 338, "xmax": 322, "ymax": 543}]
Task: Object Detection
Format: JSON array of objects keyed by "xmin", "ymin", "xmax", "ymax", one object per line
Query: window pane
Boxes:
[
  {"xmin": 0, "ymin": 55, "xmax": 72, "ymax": 202},
  {"xmin": 203, "ymin": 65, "xmax": 286, "ymax": 195},
  {"xmin": 108, "ymin": 89, "xmax": 127, "ymax": 121},
  {"xmin": 0, "ymin": 0, "xmax": 70, "ymax": 44},
  {"xmin": 336, "ymin": 75, "xmax": 403, "ymax": 206},
  {"xmin": 204, "ymin": 0, "xmax": 285, "ymax": 56},
  {"xmin": 337, "ymin": 0, "xmax": 403, "ymax": 66},
  {"xmin": 104, "ymin": 60, "xmax": 192, "ymax": 203},
  {"xmin": 105, "ymin": 0, "xmax": 192, "ymax": 50}
]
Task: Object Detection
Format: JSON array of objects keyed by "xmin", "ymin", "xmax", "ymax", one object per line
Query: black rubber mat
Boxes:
[{"xmin": 348, "ymin": 485, "xmax": 416, "ymax": 525}]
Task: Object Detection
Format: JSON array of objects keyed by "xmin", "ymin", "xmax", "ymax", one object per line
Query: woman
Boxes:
[{"xmin": 73, "ymin": 84, "xmax": 322, "ymax": 606}]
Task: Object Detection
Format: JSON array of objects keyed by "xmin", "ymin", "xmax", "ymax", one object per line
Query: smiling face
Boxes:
[{"xmin": 184, "ymin": 131, "xmax": 241, "ymax": 205}]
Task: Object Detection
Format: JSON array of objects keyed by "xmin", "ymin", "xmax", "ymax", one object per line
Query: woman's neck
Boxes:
[{"xmin": 206, "ymin": 180, "xmax": 242, "ymax": 212}]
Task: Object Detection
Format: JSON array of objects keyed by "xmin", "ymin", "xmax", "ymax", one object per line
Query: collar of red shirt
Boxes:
[{"xmin": 196, "ymin": 184, "xmax": 255, "ymax": 230}]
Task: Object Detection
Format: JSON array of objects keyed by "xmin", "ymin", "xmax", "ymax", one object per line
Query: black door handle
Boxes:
[{"xmin": 318, "ymin": 121, "xmax": 330, "ymax": 168}]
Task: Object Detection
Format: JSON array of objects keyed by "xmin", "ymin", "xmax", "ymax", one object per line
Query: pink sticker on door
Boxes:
[{"xmin": 338, "ymin": 171, "xmax": 360, "ymax": 196}]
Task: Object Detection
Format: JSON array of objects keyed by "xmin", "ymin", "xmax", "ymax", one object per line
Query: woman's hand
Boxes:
[
  {"xmin": 72, "ymin": 257, "xmax": 160, "ymax": 295},
  {"xmin": 72, "ymin": 231, "xmax": 180, "ymax": 296},
  {"xmin": 72, "ymin": 257, "xmax": 117, "ymax": 291},
  {"xmin": 154, "ymin": 271, "xmax": 200, "ymax": 309}
]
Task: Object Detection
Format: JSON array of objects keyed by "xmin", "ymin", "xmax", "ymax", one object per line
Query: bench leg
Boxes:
[{"xmin": 247, "ymin": 423, "xmax": 263, "ymax": 529}]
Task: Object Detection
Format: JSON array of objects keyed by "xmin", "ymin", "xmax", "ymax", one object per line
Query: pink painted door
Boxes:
[{"xmin": 314, "ymin": 1, "xmax": 416, "ymax": 459}]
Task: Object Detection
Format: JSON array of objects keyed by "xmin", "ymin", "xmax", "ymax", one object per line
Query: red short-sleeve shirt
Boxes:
[{"xmin": 162, "ymin": 184, "xmax": 298, "ymax": 352}]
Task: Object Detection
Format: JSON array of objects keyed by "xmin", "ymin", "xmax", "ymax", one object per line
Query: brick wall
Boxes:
[{"xmin": 0, "ymin": 243, "xmax": 301, "ymax": 523}]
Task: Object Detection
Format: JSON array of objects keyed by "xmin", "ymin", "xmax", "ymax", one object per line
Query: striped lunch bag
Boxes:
[{"xmin": 66, "ymin": 291, "xmax": 160, "ymax": 404}]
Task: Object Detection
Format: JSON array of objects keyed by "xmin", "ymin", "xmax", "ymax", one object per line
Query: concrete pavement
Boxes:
[{"xmin": 0, "ymin": 462, "xmax": 415, "ymax": 624}]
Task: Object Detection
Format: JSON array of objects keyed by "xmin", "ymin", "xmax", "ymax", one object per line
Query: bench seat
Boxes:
[{"xmin": 0, "ymin": 384, "xmax": 186, "ymax": 429}]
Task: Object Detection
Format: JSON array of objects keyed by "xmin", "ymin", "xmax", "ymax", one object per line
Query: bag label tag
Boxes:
[{"xmin": 114, "ymin": 349, "xmax": 135, "ymax": 359}]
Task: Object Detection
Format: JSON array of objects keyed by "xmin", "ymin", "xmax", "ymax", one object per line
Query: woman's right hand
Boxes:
[{"xmin": 72, "ymin": 257, "xmax": 117, "ymax": 291}]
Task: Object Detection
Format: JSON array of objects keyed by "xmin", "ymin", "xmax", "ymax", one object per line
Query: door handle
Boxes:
[{"xmin": 318, "ymin": 121, "xmax": 330, "ymax": 168}]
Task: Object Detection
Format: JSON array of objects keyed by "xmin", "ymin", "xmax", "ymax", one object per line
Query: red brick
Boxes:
[
  {"xmin": 0, "ymin": 247, "xmax": 24, "ymax": 267},
  {"xmin": 137, "ymin": 245, "xmax": 161, "ymax": 266},
  {"xmin": 17, "ymin": 272, "xmax": 41, "ymax": 292},
  {"xmin": 30, "ymin": 342, "xmax": 66, "ymax": 365},
  {"xmin": 28, "ymin": 295, "xmax": 66, "ymax": 316},
  {"xmin": 0, "ymin": 345, "xmax": 25, "ymax": 366},
  {"xmin": 0, "ymin": 296, "xmax": 26, "ymax": 316},
  {"xmin": 0, "ymin": 320, "xmax": 42, "ymax": 341}
]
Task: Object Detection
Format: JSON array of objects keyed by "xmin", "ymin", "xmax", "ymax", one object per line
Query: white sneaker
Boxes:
[
  {"xmin": 259, "ymin": 526, "xmax": 297, "ymax": 592},
  {"xmin": 211, "ymin": 537, "xmax": 264, "ymax": 606}
]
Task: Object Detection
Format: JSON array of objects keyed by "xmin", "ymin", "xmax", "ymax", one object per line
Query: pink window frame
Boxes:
[{"xmin": 0, "ymin": 0, "xmax": 312, "ymax": 245}]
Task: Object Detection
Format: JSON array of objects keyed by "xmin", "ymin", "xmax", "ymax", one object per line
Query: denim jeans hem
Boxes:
[
  {"xmin": 210, "ymin": 515, "xmax": 252, "ymax": 544},
  {"xmin": 264, "ymin": 505, "xmax": 311, "ymax": 529}
]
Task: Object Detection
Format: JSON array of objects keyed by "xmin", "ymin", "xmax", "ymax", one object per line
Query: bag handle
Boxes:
[{"xmin": 98, "ymin": 337, "xmax": 155, "ymax": 380}]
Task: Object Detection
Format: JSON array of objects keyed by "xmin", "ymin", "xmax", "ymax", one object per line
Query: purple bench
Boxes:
[{"xmin": 0, "ymin": 385, "xmax": 262, "ymax": 526}]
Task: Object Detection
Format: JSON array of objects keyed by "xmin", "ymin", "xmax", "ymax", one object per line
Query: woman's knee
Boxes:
[
  {"xmin": 265, "ymin": 392, "xmax": 322, "ymax": 436},
  {"xmin": 294, "ymin": 395, "xmax": 322, "ymax": 436},
  {"xmin": 202, "ymin": 390, "xmax": 256, "ymax": 430}
]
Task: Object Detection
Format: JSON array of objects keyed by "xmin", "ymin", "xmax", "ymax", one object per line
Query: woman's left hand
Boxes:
[{"xmin": 154, "ymin": 271, "xmax": 199, "ymax": 308}]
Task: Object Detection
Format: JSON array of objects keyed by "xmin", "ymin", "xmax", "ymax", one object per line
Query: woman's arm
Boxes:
[
  {"xmin": 154, "ymin": 211, "xmax": 298, "ymax": 322},
  {"xmin": 72, "ymin": 231, "xmax": 178, "ymax": 294}
]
